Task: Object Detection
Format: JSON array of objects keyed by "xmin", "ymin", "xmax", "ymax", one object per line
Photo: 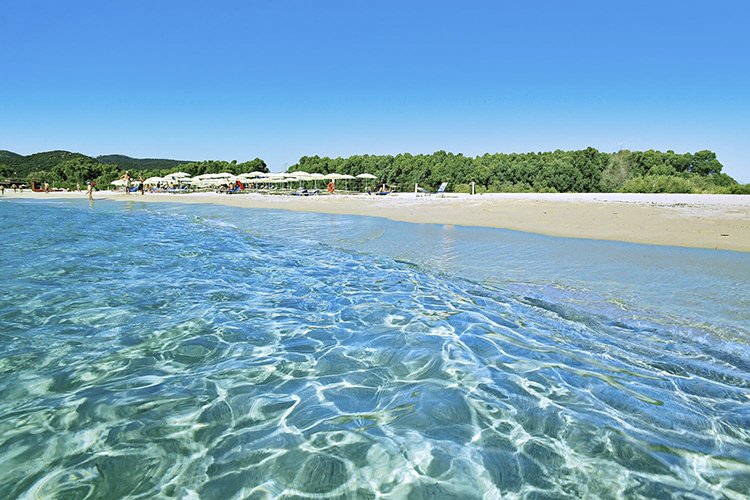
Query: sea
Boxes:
[{"xmin": 1, "ymin": 198, "xmax": 749, "ymax": 499}]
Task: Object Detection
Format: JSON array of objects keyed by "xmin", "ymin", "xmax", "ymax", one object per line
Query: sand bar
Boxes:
[{"xmin": 5, "ymin": 191, "xmax": 750, "ymax": 252}]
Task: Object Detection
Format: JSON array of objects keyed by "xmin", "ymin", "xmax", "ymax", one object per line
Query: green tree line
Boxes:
[
  {"xmin": 289, "ymin": 148, "xmax": 749, "ymax": 194},
  {"xmin": 0, "ymin": 150, "xmax": 268, "ymax": 189},
  {"xmin": 2, "ymin": 148, "xmax": 748, "ymax": 194}
]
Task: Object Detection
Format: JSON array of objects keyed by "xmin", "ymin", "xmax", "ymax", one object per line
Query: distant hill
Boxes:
[
  {"xmin": 0, "ymin": 150, "xmax": 95, "ymax": 177},
  {"xmin": 0, "ymin": 150, "xmax": 267, "ymax": 187},
  {"xmin": 0, "ymin": 150, "xmax": 22, "ymax": 160},
  {"xmin": 0, "ymin": 150, "xmax": 193, "ymax": 178},
  {"xmin": 96, "ymin": 154, "xmax": 193, "ymax": 171}
]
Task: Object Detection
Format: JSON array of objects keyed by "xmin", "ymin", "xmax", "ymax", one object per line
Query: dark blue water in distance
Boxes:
[{"xmin": 1, "ymin": 198, "xmax": 749, "ymax": 498}]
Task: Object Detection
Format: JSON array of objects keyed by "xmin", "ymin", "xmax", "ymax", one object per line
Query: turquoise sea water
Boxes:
[{"xmin": 1, "ymin": 198, "xmax": 749, "ymax": 498}]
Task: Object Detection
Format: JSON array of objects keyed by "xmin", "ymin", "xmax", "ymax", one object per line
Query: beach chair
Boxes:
[
  {"xmin": 293, "ymin": 188, "xmax": 319, "ymax": 196},
  {"xmin": 418, "ymin": 182, "xmax": 447, "ymax": 197}
]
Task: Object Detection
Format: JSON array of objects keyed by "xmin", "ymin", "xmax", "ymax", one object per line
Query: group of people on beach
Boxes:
[
  {"xmin": 119, "ymin": 171, "xmax": 145, "ymax": 195},
  {"xmin": 0, "ymin": 183, "xmax": 28, "ymax": 195}
]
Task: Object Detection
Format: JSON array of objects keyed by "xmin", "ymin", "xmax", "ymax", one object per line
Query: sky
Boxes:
[{"xmin": 1, "ymin": 0, "xmax": 749, "ymax": 181}]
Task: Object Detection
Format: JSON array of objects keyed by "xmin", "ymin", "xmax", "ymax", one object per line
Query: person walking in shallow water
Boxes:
[{"xmin": 87, "ymin": 181, "xmax": 95, "ymax": 201}]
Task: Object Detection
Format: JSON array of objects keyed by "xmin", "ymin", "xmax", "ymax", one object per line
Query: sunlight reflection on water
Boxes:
[{"xmin": 1, "ymin": 199, "xmax": 748, "ymax": 498}]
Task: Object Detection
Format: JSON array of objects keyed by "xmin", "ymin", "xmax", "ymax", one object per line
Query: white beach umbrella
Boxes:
[
  {"xmin": 110, "ymin": 179, "xmax": 127, "ymax": 186},
  {"xmin": 304, "ymin": 172, "xmax": 325, "ymax": 189},
  {"xmin": 356, "ymin": 173, "xmax": 378, "ymax": 192},
  {"xmin": 325, "ymin": 174, "xmax": 346, "ymax": 192},
  {"xmin": 339, "ymin": 174, "xmax": 355, "ymax": 190},
  {"xmin": 242, "ymin": 171, "xmax": 266, "ymax": 178},
  {"xmin": 168, "ymin": 171, "xmax": 191, "ymax": 178},
  {"xmin": 144, "ymin": 176, "xmax": 163, "ymax": 184}
]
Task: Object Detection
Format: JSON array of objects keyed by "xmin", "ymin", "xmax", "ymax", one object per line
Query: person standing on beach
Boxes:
[
  {"xmin": 87, "ymin": 181, "xmax": 95, "ymax": 200},
  {"xmin": 121, "ymin": 171, "xmax": 131, "ymax": 194},
  {"xmin": 138, "ymin": 176, "xmax": 145, "ymax": 195},
  {"xmin": 43, "ymin": 181, "xmax": 50, "ymax": 193}
]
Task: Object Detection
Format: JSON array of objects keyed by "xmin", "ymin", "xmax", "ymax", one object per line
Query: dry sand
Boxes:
[{"xmin": 5, "ymin": 190, "xmax": 750, "ymax": 252}]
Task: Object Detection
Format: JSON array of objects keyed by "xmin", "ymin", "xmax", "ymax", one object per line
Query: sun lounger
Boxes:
[
  {"xmin": 293, "ymin": 188, "xmax": 320, "ymax": 196},
  {"xmin": 417, "ymin": 182, "xmax": 447, "ymax": 196}
]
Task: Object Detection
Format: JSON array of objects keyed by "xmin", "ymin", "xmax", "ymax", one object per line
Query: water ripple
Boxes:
[{"xmin": 0, "ymin": 199, "xmax": 748, "ymax": 498}]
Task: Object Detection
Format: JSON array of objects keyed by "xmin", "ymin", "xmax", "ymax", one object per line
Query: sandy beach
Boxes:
[{"xmin": 5, "ymin": 190, "xmax": 750, "ymax": 252}]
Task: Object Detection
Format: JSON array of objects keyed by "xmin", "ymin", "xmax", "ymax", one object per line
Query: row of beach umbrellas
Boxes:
[{"xmin": 113, "ymin": 171, "xmax": 378, "ymax": 189}]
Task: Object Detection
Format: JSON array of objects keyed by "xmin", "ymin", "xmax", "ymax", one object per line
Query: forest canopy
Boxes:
[
  {"xmin": 1, "ymin": 148, "xmax": 747, "ymax": 194},
  {"xmin": 289, "ymin": 148, "xmax": 748, "ymax": 194}
]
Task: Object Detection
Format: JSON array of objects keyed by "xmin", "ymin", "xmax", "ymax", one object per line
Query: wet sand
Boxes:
[{"xmin": 5, "ymin": 190, "xmax": 750, "ymax": 252}]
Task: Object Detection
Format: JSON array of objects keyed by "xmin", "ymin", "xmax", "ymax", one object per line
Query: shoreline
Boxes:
[{"xmin": 4, "ymin": 190, "xmax": 750, "ymax": 252}]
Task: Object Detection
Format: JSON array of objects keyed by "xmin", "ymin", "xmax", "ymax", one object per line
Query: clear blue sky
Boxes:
[{"xmin": 1, "ymin": 0, "xmax": 748, "ymax": 180}]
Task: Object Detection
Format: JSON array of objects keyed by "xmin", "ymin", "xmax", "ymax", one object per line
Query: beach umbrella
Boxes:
[
  {"xmin": 168, "ymin": 171, "xmax": 191, "ymax": 178},
  {"xmin": 356, "ymin": 173, "xmax": 377, "ymax": 192},
  {"xmin": 324, "ymin": 173, "xmax": 346, "ymax": 191},
  {"xmin": 339, "ymin": 174, "xmax": 355, "ymax": 190},
  {"xmin": 144, "ymin": 176, "xmax": 163, "ymax": 184},
  {"xmin": 242, "ymin": 171, "xmax": 266, "ymax": 178},
  {"xmin": 307, "ymin": 172, "xmax": 325, "ymax": 189},
  {"xmin": 110, "ymin": 179, "xmax": 127, "ymax": 186}
]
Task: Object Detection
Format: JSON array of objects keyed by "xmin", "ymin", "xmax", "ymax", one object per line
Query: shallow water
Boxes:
[{"xmin": 1, "ymin": 198, "xmax": 749, "ymax": 498}]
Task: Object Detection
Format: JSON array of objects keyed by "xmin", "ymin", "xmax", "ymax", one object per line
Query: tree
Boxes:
[
  {"xmin": 690, "ymin": 150, "xmax": 722, "ymax": 175},
  {"xmin": 600, "ymin": 151, "xmax": 632, "ymax": 192}
]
